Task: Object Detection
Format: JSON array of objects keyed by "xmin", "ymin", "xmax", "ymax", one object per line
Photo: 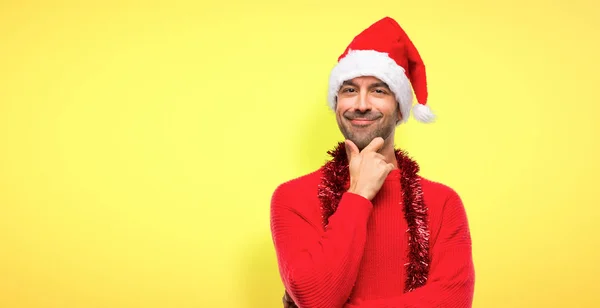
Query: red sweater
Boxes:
[{"xmin": 270, "ymin": 168, "xmax": 475, "ymax": 308}]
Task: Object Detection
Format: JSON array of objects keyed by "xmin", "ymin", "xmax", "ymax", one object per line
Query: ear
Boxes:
[{"xmin": 396, "ymin": 103, "xmax": 402, "ymax": 124}]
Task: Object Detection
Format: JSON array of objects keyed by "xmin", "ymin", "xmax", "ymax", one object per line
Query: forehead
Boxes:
[{"xmin": 343, "ymin": 76, "xmax": 386, "ymax": 85}]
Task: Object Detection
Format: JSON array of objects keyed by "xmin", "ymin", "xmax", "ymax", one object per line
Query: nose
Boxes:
[{"xmin": 354, "ymin": 92, "xmax": 371, "ymax": 112}]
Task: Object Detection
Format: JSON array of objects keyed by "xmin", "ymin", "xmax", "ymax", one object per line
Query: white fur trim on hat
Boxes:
[
  {"xmin": 327, "ymin": 49, "xmax": 413, "ymax": 124},
  {"xmin": 412, "ymin": 103, "xmax": 435, "ymax": 123}
]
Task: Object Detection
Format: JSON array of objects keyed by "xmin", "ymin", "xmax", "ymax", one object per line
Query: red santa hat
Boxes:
[{"xmin": 328, "ymin": 17, "xmax": 434, "ymax": 123}]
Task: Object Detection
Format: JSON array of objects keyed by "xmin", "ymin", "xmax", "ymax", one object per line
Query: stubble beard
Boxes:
[{"xmin": 337, "ymin": 118, "xmax": 395, "ymax": 151}]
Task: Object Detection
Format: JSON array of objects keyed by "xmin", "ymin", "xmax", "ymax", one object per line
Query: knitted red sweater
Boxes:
[{"xmin": 270, "ymin": 168, "xmax": 475, "ymax": 308}]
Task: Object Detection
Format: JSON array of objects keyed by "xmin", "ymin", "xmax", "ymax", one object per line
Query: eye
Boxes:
[
  {"xmin": 374, "ymin": 88, "xmax": 388, "ymax": 94},
  {"xmin": 341, "ymin": 87, "xmax": 356, "ymax": 93}
]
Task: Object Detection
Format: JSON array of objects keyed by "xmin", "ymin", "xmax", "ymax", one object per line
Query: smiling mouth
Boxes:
[{"xmin": 349, "ymin": 118, "xmax": 378, "ymax": 126}]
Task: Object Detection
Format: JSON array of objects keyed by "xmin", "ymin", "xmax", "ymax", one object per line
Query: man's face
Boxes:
[{"xmin": 335, "ymin": 76, "xmax": 401, "ymax": 150}]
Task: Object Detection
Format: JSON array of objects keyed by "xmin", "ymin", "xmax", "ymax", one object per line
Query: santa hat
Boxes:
[{"xmin": 328, "ymin": 17, "xmax": 434, "ymax": 124}]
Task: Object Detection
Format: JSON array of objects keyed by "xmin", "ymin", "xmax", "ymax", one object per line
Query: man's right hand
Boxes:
[{"xmin": 345, "ymin": 137, "xmax": 395, "ymax": 200}]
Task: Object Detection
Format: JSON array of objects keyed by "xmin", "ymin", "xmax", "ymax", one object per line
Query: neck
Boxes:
[{"xmin": 380, "ymin": 138, "xmax": 399, "ymax": 169}]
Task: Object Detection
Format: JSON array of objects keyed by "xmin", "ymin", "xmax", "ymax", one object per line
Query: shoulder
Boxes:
[
  {"xmin": 273, "ymin": 168, "xmax": 322, "ymax": 193},
  {"xmin": 271, "ymin": 168, "xmax": 323, "ymax": 206},
  {"xmin": 270, "ymin": 168, "xmax": 325, "ymax": 226},
  {"xmin": 419, "ymin": 176, "xmax": 461, "ymax": 200},
  {"xmin": 418, "ymin": 176, "xmax": 471, "ymax": 245},
  {"xmin": 418, "ymin": 176, "xmax": 465, "ymax": 215}
]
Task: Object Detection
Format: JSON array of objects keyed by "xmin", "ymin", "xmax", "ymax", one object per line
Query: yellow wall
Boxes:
[{"xmin": 1, "ymin": 0, "xmax": 599, "ymax": 307}]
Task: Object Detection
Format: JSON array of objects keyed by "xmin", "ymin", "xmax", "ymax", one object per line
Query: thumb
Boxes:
[
  {"xmin": 344, "ymin": 139, "xmax": 359, "ymax": 159},
  {"xmin": 362, "ymin": 137, "xmax": 385, "ymax": 153}
]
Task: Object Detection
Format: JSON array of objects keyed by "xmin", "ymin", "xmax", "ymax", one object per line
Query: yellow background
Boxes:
[{"xmin": 1, "ymin": 0, "xmax": 599, "ymax": 307}]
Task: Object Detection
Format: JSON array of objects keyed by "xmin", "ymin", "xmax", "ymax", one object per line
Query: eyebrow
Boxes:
[
  {"xmin": 341, "ymin": 80, "xmax": 358, "ymax": 87},
  {"xmin": 341, "ymin": 80, "xmax": 390, "ymax": 90},
  {"xmin": 370, "ymin": 82, "xmax": 390, "ymax": 90}
]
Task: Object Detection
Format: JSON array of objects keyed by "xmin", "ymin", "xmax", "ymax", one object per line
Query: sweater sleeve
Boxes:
[
  {"xmin": 345, "ymin": 188, "xmax": 475, "ymax": 308},
  {"xmin": 270, "ymin": 184, "xmax": 374, "ymax": 308}
]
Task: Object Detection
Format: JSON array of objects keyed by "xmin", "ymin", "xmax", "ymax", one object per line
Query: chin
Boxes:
[{"xmin": 351, "ymin": 137, "xmax": 375, "ymax": 150}]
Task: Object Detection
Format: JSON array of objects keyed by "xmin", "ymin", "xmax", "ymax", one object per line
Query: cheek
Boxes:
[
  {"xmin": 336, "ymin": 95, "xmax": 357, "ymax": 109},
  {"xmin": 335, "ymin": 110, "xmax": 346, "ymax": 124},
  {"xmin": 335, "ymin": 99, "xmax": 351, "ymax": 115},
  {"xmin": 379, "ymin": 98, "xmax": 398, "ymax": 114}
]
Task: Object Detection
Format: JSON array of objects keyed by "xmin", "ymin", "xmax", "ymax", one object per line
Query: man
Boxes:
[{"xmin": 270, "ymin": 16, "xmax": 475, "ymax": 308}]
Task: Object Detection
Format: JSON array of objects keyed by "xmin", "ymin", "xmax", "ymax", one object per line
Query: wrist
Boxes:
[{"xmin": 348, "ymin": 186, "xmax": 372, "ymax": 200}]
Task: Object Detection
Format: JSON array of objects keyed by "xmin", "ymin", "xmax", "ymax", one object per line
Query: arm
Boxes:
[
  {"xmin": 349, "ymin": 188, "xmax": 475, "ymax": 308},
  {"xmin": 270, "ymin": 185, "xmax": 373, "ymax": 308}
]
